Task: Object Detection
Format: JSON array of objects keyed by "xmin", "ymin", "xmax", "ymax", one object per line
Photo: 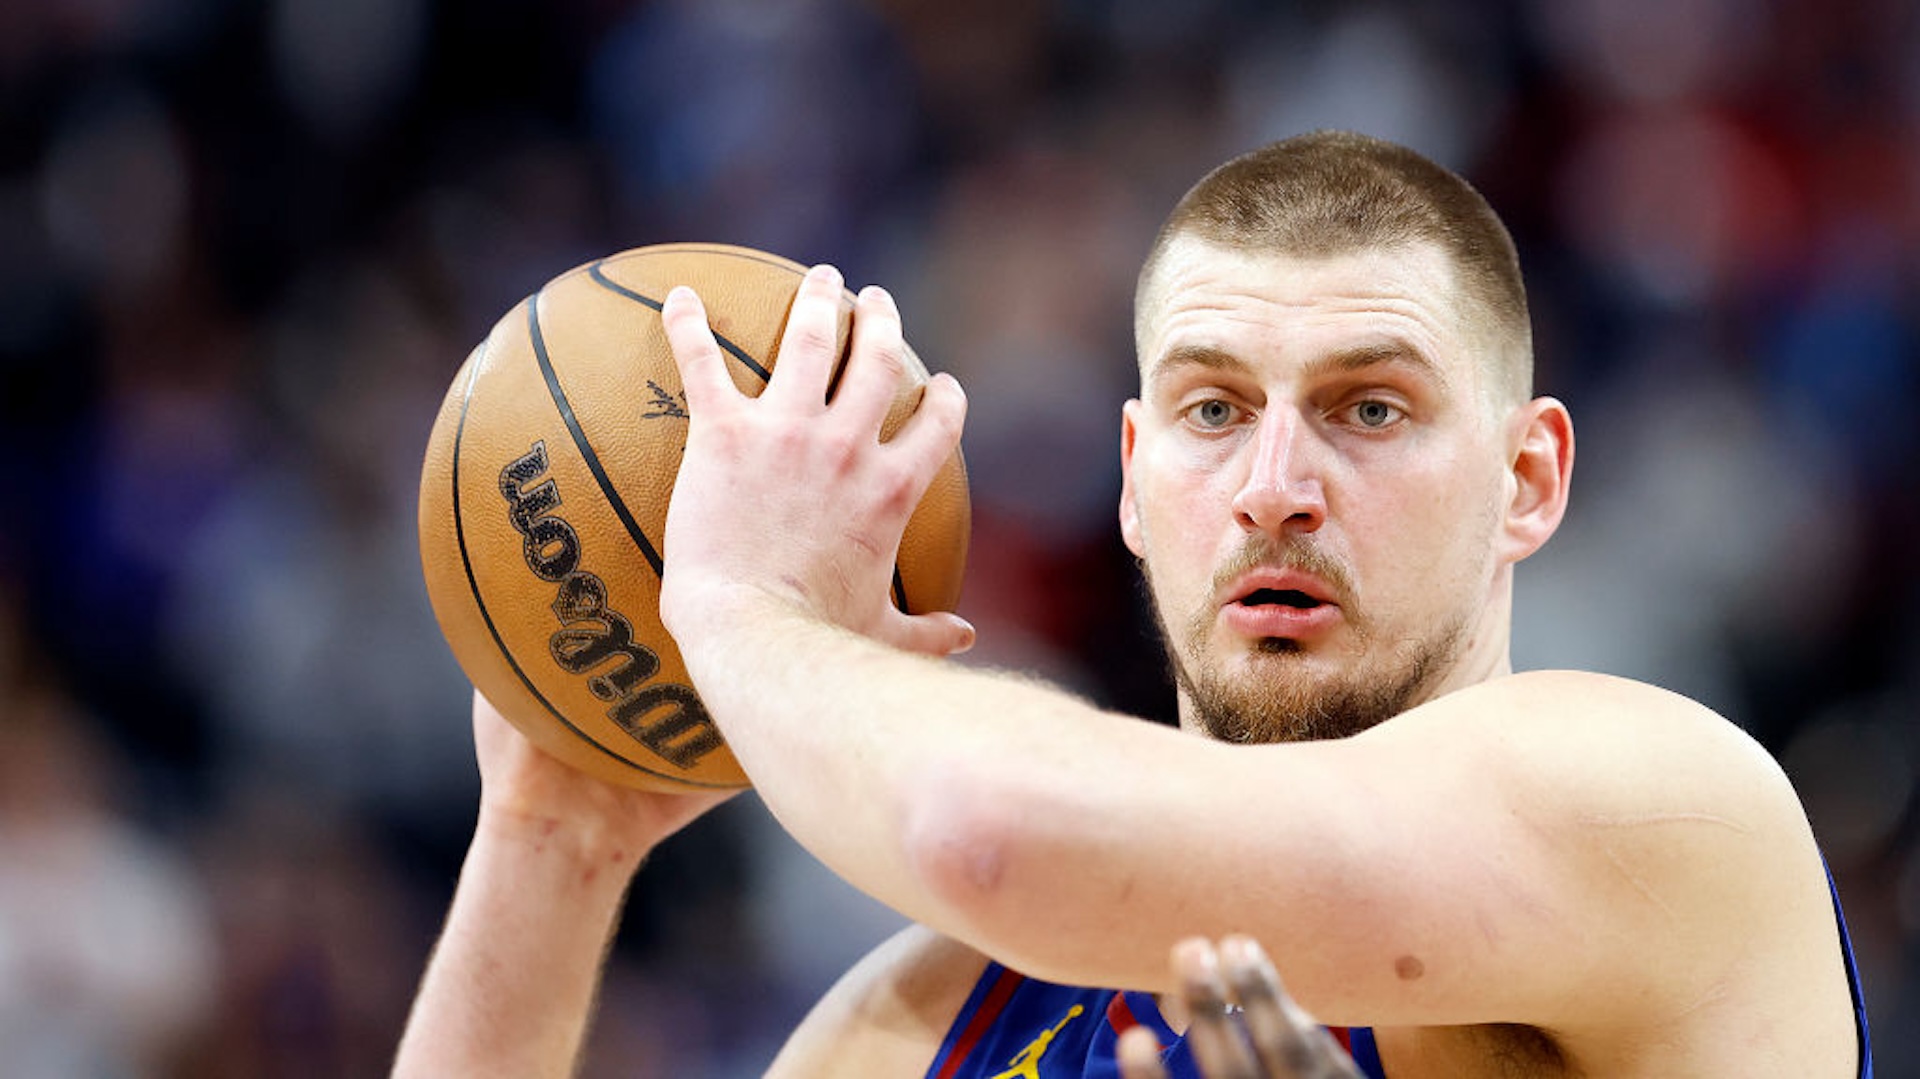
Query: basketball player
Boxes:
[{"xmin": 394, "ymin": 132, "xmax": 1872, "ymax": 1077}]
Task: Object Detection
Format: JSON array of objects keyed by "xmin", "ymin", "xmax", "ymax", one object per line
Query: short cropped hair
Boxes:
[{"xmin": 1136, "ymin": 131, "xmax": 1532, "ymax": 403}]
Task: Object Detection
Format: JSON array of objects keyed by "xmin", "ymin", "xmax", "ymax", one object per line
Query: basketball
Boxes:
[{"xmin": 417, "ymin": 244, "xmax": 971, "ymax": 792}]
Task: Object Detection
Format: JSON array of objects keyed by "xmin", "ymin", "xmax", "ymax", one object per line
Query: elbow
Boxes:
[{"xmin": 899, "ymin": 758, "xmax": 1031, "ymax": 931}]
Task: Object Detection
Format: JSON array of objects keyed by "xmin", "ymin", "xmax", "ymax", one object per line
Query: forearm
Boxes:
[
  {"xmin": 674, "ymin": 595, "xmax": 1382, "ymax": 996},
  {"xmin": 677, "ymin": 595, "xmax": 1158, "ymax": 946},
  {"xmin": 393, "ymin": 807, "xmax": 643, "ymax": 1079}
]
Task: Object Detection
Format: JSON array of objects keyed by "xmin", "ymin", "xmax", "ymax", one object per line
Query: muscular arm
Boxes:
[
  {"xmin": 676, "ymin": 593, "xmax": 1819, "ymax": 1029},
  {"xmin": 653, "ymin": 272, "xmax": 1833, "ymax": 1037}
]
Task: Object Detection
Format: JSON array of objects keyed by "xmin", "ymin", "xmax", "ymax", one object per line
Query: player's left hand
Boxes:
[
  {"xmin": 1118, "ymin": 936, "xmax": 1365, "ymax": 1079},
  {"xmin": 657, "ymin": 264, "xmax": 973, "ymax": 658}
]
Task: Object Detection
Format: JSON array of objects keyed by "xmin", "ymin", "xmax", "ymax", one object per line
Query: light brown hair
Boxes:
[{"xmin": 1136, "ymin": 131, "xmax": 1532, "ymax": 403}]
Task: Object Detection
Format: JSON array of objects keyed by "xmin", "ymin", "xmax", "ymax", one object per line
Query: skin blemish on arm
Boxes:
[
  {"xmin": 1395, "ymin": 955, "xmax": 1425, "ymax": 981},
  {"xmin": 1578, "ymin": 812, "xmax": 1744, "ymax": 922},
  {"xmin": 1575, "ymin": 811, "xmax": 1752, "ymax": 834},
  {"xmin": 1598, "ymin": 841, "xmax": 1677, "ymax": 921}
]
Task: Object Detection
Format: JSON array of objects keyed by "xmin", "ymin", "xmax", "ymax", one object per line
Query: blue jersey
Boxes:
[
  {"xmin": 926, "ymin": 868, "xmax": 1870, "ymax": 1078},
  {"xmin": 1832, "ymin": 864, "xmax": 1875, "ymax": 1078},
  {"xmin": 922, "ymin": 963, "xmax": 1385, "ymax": 1079}
]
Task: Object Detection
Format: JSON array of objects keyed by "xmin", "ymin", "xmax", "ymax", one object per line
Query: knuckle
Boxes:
[
  {"xmin": 818, "ymin": 427, "xmax": 864, "ymax": 467},
  {"xmin": 869, "ymin": 341, "xmax": 906, "ymax": 381},
  {"xmin": 876, "ymin": 461, "xmax": 920, "ymax": 509},
  {"xmin": 773, "ymin": 424, "xmax": 817, "ymax": 457},
  {"xmin": 923, "ymin": 382, "xmax": 966, "ymax": 432},
  {"xmin": 787, "ymin": 321, "xmax": 839, "ymax": 358}
]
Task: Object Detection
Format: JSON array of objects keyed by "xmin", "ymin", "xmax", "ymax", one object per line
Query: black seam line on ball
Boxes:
[
  {"xmin": 452, "ymin": 324, "xmax": 706, "ymax": 785},
  {"xmin": 529, "ymin": 291, "xmax": 667, "ymax": 579},
  {"xmin": 587, "ymin": 261, "xmax": 773, "ymax": 382},
  {"xmin": 586, "ymin": 261, "xmax": 914, "ymax": 615}
]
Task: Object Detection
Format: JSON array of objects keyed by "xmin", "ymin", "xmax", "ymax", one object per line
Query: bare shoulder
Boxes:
[
  {"xmin": 1386, "ymin": 669, "xmax": 1821, "ymax": 892},
  {"xmin": 766, "ymin": 923, "xmax": 989, "ymax": 1079},
  {"xmin": 1379, "ymin": 671, "xmax": 1853, "ymax": 1060},
  {"xmin": 1382, "ymin": 669, "xmax": 1804, "ymax": 825}
]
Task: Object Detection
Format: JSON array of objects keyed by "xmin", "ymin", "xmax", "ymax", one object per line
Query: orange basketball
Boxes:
[{"xmin": 418, "ymin": 244, "xmax": 970, "ymax": 791}]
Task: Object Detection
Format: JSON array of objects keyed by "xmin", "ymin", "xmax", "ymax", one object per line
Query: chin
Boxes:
[{"xmin": 1184, "ymin": 642, "xmax": 1442, "ymax": 745}]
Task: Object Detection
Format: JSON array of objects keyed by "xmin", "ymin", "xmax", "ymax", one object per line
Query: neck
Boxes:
[{"xmin": 1426, "ymin": 575, "xmax": 1515, "ymax": 704}]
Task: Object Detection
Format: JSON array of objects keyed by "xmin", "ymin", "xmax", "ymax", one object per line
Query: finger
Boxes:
[
  {"xmin": 1116, "ymin": 1026, "xmax": 1169, "ymax": 1079},
  {"xmin": 1175, "ymin": 939, "xmax": 1260, "ymax": 1079},
  {"xmin": 884, "ymin": 370, "xmax": 967, "ymax": 485},
  {"xmin": 472, "ymin": 687, "xmax": 508, "ymax": 729},
  {"xmin": 833, "ymin": 284, "xmax": 909, "ymax": 437},
  {"xmin": 1220, "ymin": 936, "xmax": 1363, "ymax": 1079},
  {"xmin": 1221, "ymin": 936, "xmax": 1317, "ymax": 1078},
  {"xmin": 1302, "ymin": 1027, "xmax": 1367, "ymax": 1079},
  {"xmin": 660, "ymin": 286, "xmax": 737, "ymax": 415},
  {"xmin": 881, "ymin": 610, "xmax": 976, "ymax": 658},
  {"xmin": 767, "ymin": 263, "xmax": 845, "ymax": 409}
]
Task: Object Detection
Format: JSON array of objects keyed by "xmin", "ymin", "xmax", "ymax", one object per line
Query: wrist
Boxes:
[
  {"xmin": 474, "ymin": 799, "xmax": 654, "ymax": 894},
  {"xmin": 666, "ymin": 582, "xmax": 817, "ymax": 667}
]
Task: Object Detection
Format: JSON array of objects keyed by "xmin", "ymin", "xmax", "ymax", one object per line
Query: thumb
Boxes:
[{"xmin": 884, "ymin": 611, "xmax": 976, "ymax": 657}]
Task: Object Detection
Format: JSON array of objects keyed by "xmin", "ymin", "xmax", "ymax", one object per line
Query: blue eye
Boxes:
[
  {"xmin": 1189, "ymin": 399, "xmax": 1237, "ymax": 429},
  {"xmin": 1353, "ymin": 400, "xmax": 1401, "ymax": 428}
]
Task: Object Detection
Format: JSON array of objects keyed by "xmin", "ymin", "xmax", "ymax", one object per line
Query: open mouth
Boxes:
[{"xmin": 1239, "ymin": 588, "xmax": 1324, "ymax": 610}]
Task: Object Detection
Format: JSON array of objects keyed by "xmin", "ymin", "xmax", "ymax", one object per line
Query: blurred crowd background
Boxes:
[{"xmin": 1, "ymin": 0, "xmax": 1916, "ymax": 1074}]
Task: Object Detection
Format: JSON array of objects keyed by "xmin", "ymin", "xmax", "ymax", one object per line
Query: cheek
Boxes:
[
  {"xmin": 1133, "ymin": 447, "xmax": 1234, "ymax": 582},
  {"xmin": 1136, "ymin": 435, "xmax": 1214, "ymax": 521},
  {"xmin": 1135, "ymin": 484, "xmax": 1205, "ymax": 572},
  {"xmin": 1353, "ymin": 460, "xmax": 1495, "ymax": 599},
  {"xmin": 1395, "ymin": 471, "xmax": 1502, "ymax": 596}
]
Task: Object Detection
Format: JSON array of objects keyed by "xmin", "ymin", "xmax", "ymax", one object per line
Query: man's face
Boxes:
[{"xmin": 1121, "ymin": 237, "xmax": 1518, "ymax": 742}]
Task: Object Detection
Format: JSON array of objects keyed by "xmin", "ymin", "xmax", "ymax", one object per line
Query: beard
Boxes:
[{"xmin": 1145, "ymin": 534, "xmax": 1467, "ymax": 744}]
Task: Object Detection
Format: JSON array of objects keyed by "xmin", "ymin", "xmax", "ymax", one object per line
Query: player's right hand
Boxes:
[{"xmin": 1117, "ymin": 936, "xmax": 1364, "ymax": 1079}]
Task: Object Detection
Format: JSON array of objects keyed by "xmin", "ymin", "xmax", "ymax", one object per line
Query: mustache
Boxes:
[{"xmin": 1209, "ymin": 534, "xmax": 1354, "ymax": 606}]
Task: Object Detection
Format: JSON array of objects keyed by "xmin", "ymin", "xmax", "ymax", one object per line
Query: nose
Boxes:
[{"xmin": 1230, "ymin": 407, "xmax": 1327, "ymax": 535}]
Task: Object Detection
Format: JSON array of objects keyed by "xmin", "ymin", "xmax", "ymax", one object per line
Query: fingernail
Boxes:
[
  {"xmin": 860, "ymin": 283, "xmax": 897, "ymax": 312},
  {"xmin": 1175, "ymin": 937, "xmax": 1223, "ymax": 988},
  {"xmin": 952, "ymin": 618, "xmax": 976, "ymax": 655},
  {"xmin": 807, "ymin": 264, "xmax": 843, "ymax": 290},
  {"xmin": 1221, "ymin": 935, "xmax": 1259, "ymax": 964},
  {"xmin": 665, "ymin": 285, "xmax": 696, "ymax": 308}
]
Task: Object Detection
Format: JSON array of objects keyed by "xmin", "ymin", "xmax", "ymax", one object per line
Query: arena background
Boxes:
[{"xmin": 1, "ymin": 0, "xmax": 1916, "ymax": 1074}]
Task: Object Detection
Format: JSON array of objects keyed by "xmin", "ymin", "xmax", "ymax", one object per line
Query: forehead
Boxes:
[{"xmin": 1136, "ymin": 236, "xmax": 1474, "ymax": 389}]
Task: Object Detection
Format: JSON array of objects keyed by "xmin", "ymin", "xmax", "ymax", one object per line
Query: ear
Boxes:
[
  {"xmin": 1119, "ymin": 400, "xmax": 1147, "ymax": 558},
  {"xmin": 1498, "ymin": 396, "xmax": 1574, "ymax": 565}
]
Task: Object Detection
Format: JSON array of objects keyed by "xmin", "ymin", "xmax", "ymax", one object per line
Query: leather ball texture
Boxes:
[{"xmin": 418, "ymin": 243, "xmax": 971, "ymax": 791}]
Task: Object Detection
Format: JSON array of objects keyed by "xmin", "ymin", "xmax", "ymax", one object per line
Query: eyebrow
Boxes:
[
  {"xmin": 1145, "ymin": 344, "xmax": 1253, "ymax": 393},
  {"xmin": 1307, "ymin": 340, "xmax": 1446, "ymax": 384},
  {"xmin": 1146, "ymin": 338, "xmax": 1448, "ymax": 393}
]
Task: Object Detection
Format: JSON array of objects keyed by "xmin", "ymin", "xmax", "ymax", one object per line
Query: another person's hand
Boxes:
[{"xmin": 1118, "ymin": 936, "xmax": 1363, "ymax": 1079}]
